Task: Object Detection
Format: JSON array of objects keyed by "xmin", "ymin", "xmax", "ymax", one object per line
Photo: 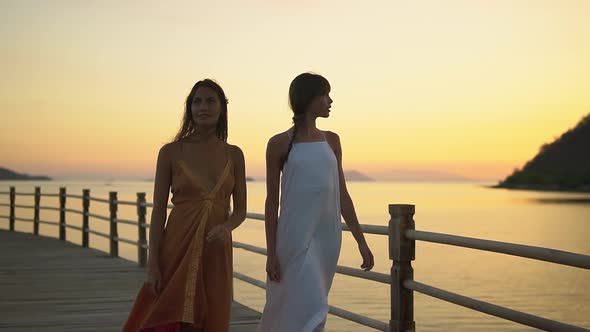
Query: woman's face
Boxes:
[
  {"xmin": 191, "ymin": 86, "xmax": 222, "ymax": 127},
  {"xmin": 307, "ymin": 93, "xmax": 333, "ymax": 118}
]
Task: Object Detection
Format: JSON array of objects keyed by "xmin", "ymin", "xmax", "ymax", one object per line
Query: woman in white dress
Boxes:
[{"xmin": 258, "ymin": 73, "xmax": 374, "ymax": 332}]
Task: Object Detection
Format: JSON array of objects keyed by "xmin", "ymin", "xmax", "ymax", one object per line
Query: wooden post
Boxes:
[
  {"xmin": 82, "ymin": 189, "xmax": 90, "ymax": 248},
  {"xmin": 33, "ymin": 187, "xmax": 41, "ymax": 235},
  {"xmin": 109, "ymin": 191, "xmax": 118, "ymax": 257},
  {"xmin": 389, "ymin": 204, "xmax": 416, "ymax": 332},
  {"xmin": 137, "ymin": 192, "xmax": 147, "ymax": 267},
  {"xmin": 9, "ymin": 186, "xmax": 15, "ymax": 231},
  {"xmin": 59, "ymin": 187, "xmax": 66, "ymax": 241}
]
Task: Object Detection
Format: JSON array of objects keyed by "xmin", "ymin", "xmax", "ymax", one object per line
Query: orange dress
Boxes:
[{"xmin": 123, "ymin": 155, "xmax": 235, "ymax": 332}]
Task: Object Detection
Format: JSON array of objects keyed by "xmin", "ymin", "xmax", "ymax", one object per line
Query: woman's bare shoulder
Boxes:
[
  {"xmin": 267, "ymin": 130, "xmax": 291, "ymax": 149},
  {"xmin": 226, "ymin": 143, "xmax": 245, "ymax": 161},
  {"xmin": 323, "ymin": 130, "xmax": 340, "ymax": 142},
  {"xmin": 156, "ymin": 141, "xmax": 185, "ymax": 168}
]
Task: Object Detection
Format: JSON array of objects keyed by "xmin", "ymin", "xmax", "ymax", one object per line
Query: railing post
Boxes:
[
  {"xmin": 136, "ymin": 192, "xmax": 148, "ymax": 267},
  {"xmin": 82, "ymin": 189, "xmax": 90, "ymax": 248},
  {"xmin": 34, "ymin": 187, "xmax": 41, "ymax": 235},
  {"xmin": 389, "ymin": 204, "xmax": 416, "ymax": 332},
  {"xmin": 59, "ymin": 187, "xmax": 66, "ymax": 240},
  {"xmin": 9, "ymin": 186, "xmax": 15, "ymax": 231},
  {"xmin": 109, "ymin": 191, "xmax": 118, "ymax": 257}
]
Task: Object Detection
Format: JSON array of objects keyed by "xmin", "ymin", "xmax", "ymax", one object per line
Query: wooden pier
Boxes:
[{"xmin": 0, "ymin": 230, "xmax": 260, "ymax": 332}]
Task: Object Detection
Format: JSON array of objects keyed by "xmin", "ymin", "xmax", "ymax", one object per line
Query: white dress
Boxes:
[{"xmin": 258, "ymin": 141, "xmax": 342, "ymax": 332}]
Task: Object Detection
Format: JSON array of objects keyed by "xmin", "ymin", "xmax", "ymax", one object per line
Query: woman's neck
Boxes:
[
  {"xmin": 295, "ymin": 116, "xmax": 322, "ymax": 139},
  {"xmin": 187, "ymin": 126, "xmax": 218, "ymax": 143}
]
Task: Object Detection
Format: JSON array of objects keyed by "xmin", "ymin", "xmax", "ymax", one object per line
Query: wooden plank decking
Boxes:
[{"xmin": 0, "ymin": 230, "xmax": 260, "ymax": 331}]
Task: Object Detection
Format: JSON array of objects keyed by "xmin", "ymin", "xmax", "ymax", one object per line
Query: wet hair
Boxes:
[
  {"xmin": 173, "ymin": 79, "xmax": 228, "ymax": 142},
  {"xmin": 283, "ymin": 73, "xmax": 331, "ymax": 166}
]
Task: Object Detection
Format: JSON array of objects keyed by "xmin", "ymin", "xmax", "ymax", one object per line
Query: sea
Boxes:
[{"xmin": 1, "ymin": 180, "xmax": 589, "ymax": 331}]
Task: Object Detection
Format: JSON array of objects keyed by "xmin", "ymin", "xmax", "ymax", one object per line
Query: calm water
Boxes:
[{"xmin": 1, "ymin": 180, "xmax": 589, "ymax": 331}]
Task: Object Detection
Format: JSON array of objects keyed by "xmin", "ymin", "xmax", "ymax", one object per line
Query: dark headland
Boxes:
[
  {"xmin": 0, "ymin": 167, "xmax": 52, "ymax": 181},
  {"xmin": 496, "ymin": 113, "xmax": 590, "ymax": 192}
]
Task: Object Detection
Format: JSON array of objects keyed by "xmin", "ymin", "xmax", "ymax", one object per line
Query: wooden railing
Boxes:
[{"xmin": 1, "ymin": 186, "xmax": 589, "ymax": 332}]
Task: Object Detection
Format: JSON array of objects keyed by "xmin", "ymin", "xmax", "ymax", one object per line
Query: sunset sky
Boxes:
[{"xmin": 1, "ymin": 0, "xmax": 589, "ymax": 181}]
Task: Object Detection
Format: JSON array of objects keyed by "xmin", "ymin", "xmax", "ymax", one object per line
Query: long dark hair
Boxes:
[
  {"xmin": 283, "ymin": 73, "xmax": 331, "ymax": 166},
  {"xmin": 173, "ymin": 79, "xmax": 229, "ymax": 142}
]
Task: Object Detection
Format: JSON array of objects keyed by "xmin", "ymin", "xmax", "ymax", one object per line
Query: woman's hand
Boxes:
[
  {"xmin": 146, "ymin": 266, "xmax": 162, "ymax": 296},
  {"xmin": 207, "ymin": 224, "xmax": 231, "ymax": 243},
  {"xmin": 266, "ymin": 254, "xmax": 281, "ymax": 282},
  {"xmin": 359, "ymin": 242, "xmax": 374, "ymax": 271}
]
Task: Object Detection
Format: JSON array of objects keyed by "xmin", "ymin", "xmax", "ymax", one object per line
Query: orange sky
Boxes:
[{"xmin": 1, "ymin": 0, "xmax": 589, "ymax": 181}]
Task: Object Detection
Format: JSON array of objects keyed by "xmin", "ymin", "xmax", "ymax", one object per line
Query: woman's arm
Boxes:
[
  {"xmin": 264, "ymin": 134, "xmax": 284, "ymax": 281},
  {"xmin": 206, "ymin": 145, "xmax": 247, "ymax": 242},
  {"xmin": 146, "ymin": 144, "xmax": 173, "ymax": 294},
  {"xmin": 148, "ymin": 145, "xmax": 172, "ymax": 268},
  {"xmin": 225, "ymin": 145, "xmax": 247, "ymax": 230},
  {"xmin": 327, "ymin": 132, "xmax": 374, "ymax": 271}
]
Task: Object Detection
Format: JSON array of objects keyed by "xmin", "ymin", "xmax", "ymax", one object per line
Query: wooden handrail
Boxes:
[{"xmin": 406, "ymin": 229, "xmax": 590, "ymax": 270}]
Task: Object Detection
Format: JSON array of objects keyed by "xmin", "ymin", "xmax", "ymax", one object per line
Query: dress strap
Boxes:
[{"xmin": 224, "ymin": 143, "xmax": 232, "ymax": 168}]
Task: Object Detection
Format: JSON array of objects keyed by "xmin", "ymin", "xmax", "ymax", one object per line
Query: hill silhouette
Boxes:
[
  {"xmin": 497, "ymin": 113, "xmax": 590, "ymax": 192},
  {"xmin": 344, "ymin": 170, "xmax": 374, "ymax": 182},
  {"xmin": 0, "ymin": 167, "xmax": 51, "ymax": 181}
]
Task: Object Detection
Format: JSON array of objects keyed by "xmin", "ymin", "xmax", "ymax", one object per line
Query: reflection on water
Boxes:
[
  {"xmin": 1, "ymin": 180, "xmax": 589, "ymax": 332},
  {"xmin": 532, "ymin": 197, "xmax": 590, "ymax": 205}
]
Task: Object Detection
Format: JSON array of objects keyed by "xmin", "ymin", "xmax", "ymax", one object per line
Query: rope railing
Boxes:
[
  {"xmin": 14, "ymin": 217, "xmax": 34, "ymax": 223},
  {"xmin": 14, "ymin": 204, "xmax": 35, "ymax": 209},
  {"xmin": 118, "ymin": 199, "xmax": 138, "ymax": 206},
  {"xmin": 116, "ymin": 218, "xmax": 139, "ymax": 226},
  {"xmin": 14, "ymin": 192, "xmax": 35, "ymax": 196},
  {"xmin": 39, "ymin": 206, "xmax": 60, "ymax": 211},
  {"xmin": 117, "ymin": 236, "xmax": 141, "ymax": 246},
  {"xmin": 38, "ymin": 219, "xmax": 60, "ymax": 226},
  {"xmin": 88, "ymin": 196, "xmax": 111, "ymax": 204},
  {"xmin": 64, "ymin": 208, "xmax": 84, "ymax": 215},
  {"xmin": 88, "ymin": 229, "xmax": 110, "ymax": 239},
  {"xmin": 65, "ymin": 224, "xmax": 84, "ymax": 231},
  {"xmin": 88, "ymin": 212, "xmax": 111, "ymax": 222},
  {"xmin": 1, "ymin": 186, "xmax": 589, "ymax": 332}
]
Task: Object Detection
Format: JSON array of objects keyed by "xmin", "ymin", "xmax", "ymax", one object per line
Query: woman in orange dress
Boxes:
[{"xmin": 123, "ymin": 79, "xmax": 247, "ymax": 332}]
